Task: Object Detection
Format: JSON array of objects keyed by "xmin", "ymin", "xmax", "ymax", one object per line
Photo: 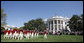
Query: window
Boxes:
[
  {"xmin": 59, "ymin": 25, "xmax": 60, "ymax": 30},
  {"xmin": 58, "ymin": 20, "xmax": 60, "ymax": 24},
  {"xmin": 55, "ymin": 20, "xmax": 57, "ymax": 24},
  {"xmin": 49, "ymin": 21, "xmax": 50, "ymax": 25},
  {"xmin": 55, "ymin": 25, "xmax": 57, "ymax": 30},
  {"xmin": 61, "ymin": 20, "xmax": 63, "ymax": 24},
  {"xmin": 51, "ymin": 21, "xmax": 53, "ymax": 24},
  {"xmin": 62, "ymin": 25, "xmax": 63, "ymax": 29},
  {"xmin": 51, "ymin": 25, "xmax": 53, "ymax": 30},
  {"xmin": 65, "ymin": 22, "xmax": 67, "ymax": 24}
]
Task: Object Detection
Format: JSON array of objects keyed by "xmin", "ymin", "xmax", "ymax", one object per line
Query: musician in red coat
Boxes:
[
  {"xmin": 12, "ymin": 30, "xmax": 15, "ymax": 34},
  {"xmin": 4, "ymin": 30, "xmax": 8, "ymax": 39},
  {"xmin": 31, "ymin": 30, "xmax": 32, "ymax": 34},
  {"xmin": 20, "ymin": 29, "xmax": 23, "ymax": 32},
  {"xmin": 12, "ymin": 29, "xmax": 18, "ymax": 39},
  {"xmin": 24, "ymin": 30, "xmax": 27, "ymax": 38},
  {"xmin": 29, "ymin": 31, "xmax": 31, "ymax": 37},
  {"xmin": 17, "ymin": 29, "xmax": 23, "ymax": 40},
  {"xmin": 8, "ymin": 30, "xmax": 11, "ymax": 34},
  {"xmin": 8, "ymin": 30, "xmax": 13, "ymax": 39},
  {"xmin": 34, "ymin": 30, "xmax": 35, "ymax": 34},
  {"xmin": 19, "ymin": 29, "xmax": 24, "ymax": 40},
  {"xmin": 31, "ymin": 30, "xmax": 34, "ymax": 38},
  {"xmin": 43, "ymin": 29, "xmax": 47, "ymax": 38},
  {"xmin": 4, "ymin": 30, "xmax": 8, "ymax": 35},
  {"xmin": 24, "ymin": 30, "xmax": 27, "ymax": 34},
  {"xmin": 7, "ymin": 30, "xmax": 11, "ymax": 39},
  {"xmin": 13, "ymin": 29, "xmax": 17, "ymax": 33},
  {"xmin": 26, "ymin": 31, "xmax": 30, "ymax": 39},
  {"xmin": 34, "ymin": 30, "xmax": 36, "ymax": 37},
  {"xmin": 12, "ymin": 29, "xmax": 15, "ymax": 39}
]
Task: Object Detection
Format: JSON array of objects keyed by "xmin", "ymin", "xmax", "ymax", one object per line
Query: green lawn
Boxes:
[{"xmin": 1, "ymin": 35, "xmax": 83, "ymax": 42}]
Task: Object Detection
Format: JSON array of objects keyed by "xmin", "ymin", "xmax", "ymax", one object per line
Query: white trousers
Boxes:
[{"xmin": 44, "ymin": 34, "xmax": 47, "ymax": 38}]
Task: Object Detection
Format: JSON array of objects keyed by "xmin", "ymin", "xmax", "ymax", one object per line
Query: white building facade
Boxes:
[{"xmin": 44, "ymin": 16, "xmax": 71, "ymax": 34}]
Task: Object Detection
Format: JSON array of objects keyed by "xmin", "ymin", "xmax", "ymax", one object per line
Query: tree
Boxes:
[
  {"xmin": 36, "ymin": 18, "xmax": 46, "ymax": 31},
  {"xmin": 1, "ymin": 8, "xmax": 7, "ymax": 34},
  {"xmin": 1, "ymin": 8, "xmax": 7, "ymax": 28},
  {"xmin": 24, "ymin": 23, "xmax": 28, "ymax": 30},
  {"xmin": 78, "ymin": 14, "xmax": 83, "ymax": 31},
  {"xmin": 27, "ymin": 19, "xmax": 36, "ymax": 30},
  {"xmin": 23, "ymin": 18, "xmax": 46, "ymax": 31},
  {"xmin": 68, "ymin": 14, "xmax": 83, "ymax": 31},
  {"xmin": 20, "ymin": 26, "xmax": 25, "ymax": 29}
]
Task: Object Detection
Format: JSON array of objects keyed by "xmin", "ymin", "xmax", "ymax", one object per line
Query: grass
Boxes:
[{"xmin": 1, "ymin": 35, "xmax": 83, "ymax": 42}]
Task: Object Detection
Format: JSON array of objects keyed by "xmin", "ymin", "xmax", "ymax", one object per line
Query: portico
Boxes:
[{"xmin": 46, "ymin": 16, "xmax": 71, "ymax": 34}]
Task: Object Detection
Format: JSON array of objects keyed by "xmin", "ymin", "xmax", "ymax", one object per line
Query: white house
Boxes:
[{"xmin": 44, "ymin": 16, "xmax": 71, "ymax": 34}]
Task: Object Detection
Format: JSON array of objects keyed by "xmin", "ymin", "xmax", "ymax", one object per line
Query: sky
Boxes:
[{"xmin": 1, "ymin": 1, "xmax": 83, "ymax": 28}]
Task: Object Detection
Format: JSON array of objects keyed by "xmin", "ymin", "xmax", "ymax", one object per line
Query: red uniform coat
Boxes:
[
  {"xmin": 8, "ymin": 30, "xmax": 11, "ymax": 34},
  {"xmin": 18, "ymin": 30, "xmax": 21, "ymax": 33},
  {"xmin": 12, "ymin": 29, "xmax": 16, "ymax": 34},
  {"xmin": 12, "ymin": 30, "xmax": 15, "ymax": 34},
  {"xmin": 44, "ymin": 30, "xmax": 47, "ymax": 35},
  {"xmin": 4, "ymin": 30, "xmax": 8, "ymax": 35},
  {"xmin": 27, "ymin": 31, "xmax": 29, "ymax": 34},
  {"xmin": 13, "ymin": 29, "xmax": 17, "ymax": 32},
  {"xmin": 24, "ymin": 31, "xmax": 27, "ymax": 34},
  {"xmin": 20, "ymin": 29, "xmax": 23, "ymax": 32},
  {"xmin": 16, "ymin": 30, "xmax": 19, "ymax": 33}
]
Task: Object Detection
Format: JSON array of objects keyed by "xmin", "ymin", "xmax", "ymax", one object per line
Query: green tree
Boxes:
[
  {"xmin": 23, "ymin": 18, "xmax": 46, "ymax": 31},
  {"xmin": 20, "ymin": 26, "xmax": 25, "ymax": 29},
  {"xmin": 1, "ymin": 8, "xmax": 7, "ymax": 29},
  {"xmin": 78, "ymin": 14, "xmax": 83, "ymax": 31},
  {"xmin": 36, "ymin": 18, "xmax": 46, "ymax": 31},
  {"xmin": 24, "ymin": 23, "xmax": 28, "ymax": 30},
  {"xmin": 27, "ymin": 19, "xmax": 36, "ymax": 30},
  {"xmin": 68, "ymin": 14, "xmax": 83, "ymax": 31}
]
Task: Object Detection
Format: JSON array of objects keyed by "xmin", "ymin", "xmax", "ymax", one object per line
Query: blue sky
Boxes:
[{"xmin": 1, "ymin": 1, "xmax": 83, "ymax": 28}]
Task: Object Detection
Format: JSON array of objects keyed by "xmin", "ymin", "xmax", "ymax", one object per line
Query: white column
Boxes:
[
  {"xmin": 60, "ymin": 20, "xmax": 62, "ymax": 30},
  {"xmin": 67, "ymin": 26, "xmax": 71, "ymax": 32},
  {"xmin": 53, "ymin": 20, "xmax": 55, "ymax": 34},
  {"xmin": 50, "ymin": 21, "xmax": 52, "ymax": 32},
  {"xmin": 48, "ymin": 21, "xmax": 49, "ymax": 32},
  {"xmin": 60, "ymin": 20, "xmax": 61, "ymax": 30},
  {"xmin": 57, "ymin": 20, "xmax": 59, "ymax": 32},
  {"xmin": 63, "ymin": 20, "xmax": 65, "ymax": 30},
  {"xmin": 61, "ymin": 20, "xmax": 63, "ymax": 29}
]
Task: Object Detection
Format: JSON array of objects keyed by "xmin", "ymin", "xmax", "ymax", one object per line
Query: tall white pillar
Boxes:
[
  {"xmin": 60, "ymin": 20, "xmax": 62, "ymax": 30},
  {"xmin": 53, "ymin": 20, "xmax": 55, "ymax": 34},
  {"xmin": 61, "ymin": 20, "xmax": 63, "ymax": 30},
  {"xmin": 57, "ymin": 20, "xmax": 59, "ymax": 32},
  {"xmin": 48, "ymin": 21, "xmax": 49, "ymax": 32},
  {"xmin": 50, "ymin": 21, "xmax": 52, "ymax": 32},
  {"xmin": 60, "ymin": 20, "xmax": 61, "ymax": 30},
  {"xmin": 67, "ymin": 26, "xmax": 71, "ymax": 32},
  {"xmin": 63, "ymin": 20, "xmax": 65, "ymax": 30}
]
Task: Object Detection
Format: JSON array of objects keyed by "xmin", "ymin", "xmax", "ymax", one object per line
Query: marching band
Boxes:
[{"xmin": 3, "ymin": 27, "xmax": 47, "ymax": 40}]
